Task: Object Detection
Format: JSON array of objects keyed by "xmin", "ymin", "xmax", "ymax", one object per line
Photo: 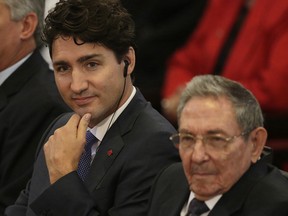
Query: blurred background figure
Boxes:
[
  {"xmin": 0, "ymin": 0, "xmax": 70, "ymax": 213},
  {"xmin": 121, "ymin": 0, "xmax": 207, "ymax": 112},
  {"xmin": 160, "ymin": 0, "xmax": 288, "ymax": 170}
]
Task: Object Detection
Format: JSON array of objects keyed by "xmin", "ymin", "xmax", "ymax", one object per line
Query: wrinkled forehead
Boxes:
[{"xmin": 179, "ymin": 96, "xmax": 239, "ymax": 133}]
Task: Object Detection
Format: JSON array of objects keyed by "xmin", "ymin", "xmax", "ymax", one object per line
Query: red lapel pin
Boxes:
[{"xmin": 107, "ymin": 149, "xmax": 113, "ymax": 156}]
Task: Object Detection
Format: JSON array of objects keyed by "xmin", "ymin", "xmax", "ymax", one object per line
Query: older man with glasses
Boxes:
[{"xmin": 148, "ymin": 75, "xmax": 288, "ymax": 216}]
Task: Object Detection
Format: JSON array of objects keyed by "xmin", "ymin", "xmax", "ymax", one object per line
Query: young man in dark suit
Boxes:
[
  {"xmin": 0, "ymin": 0, "xmax": 69, "ymax": 213},
  {"xmin": 5, "ymin": 0, "xmax": 179, "ymax": 215},
  {"xmin": 148, "ymin": 75, "xmax": 288, "ymax": 216}
]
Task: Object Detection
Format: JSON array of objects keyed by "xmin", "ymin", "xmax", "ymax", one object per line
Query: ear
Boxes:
[
  {"xmin": 249, "ymin": 127, "xmax": 267, "ymax": 163},
  {"xmin": 19, "ymin": 12, "xmax": 38, "ymax": 40},
  {"xmin": 123, "ymin": 46, "xmax": 136, "ymax": 76}
]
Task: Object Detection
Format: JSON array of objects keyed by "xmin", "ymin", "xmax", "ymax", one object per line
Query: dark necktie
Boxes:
[
  {"xmin": 186, "ymin": 198, "xmax": 209, "ymax": 216},
  {"xmin": 77, "ymin": 131, "xmax": 97, "ymax": 181}
]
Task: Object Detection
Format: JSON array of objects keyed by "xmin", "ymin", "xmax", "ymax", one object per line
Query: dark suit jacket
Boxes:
[
  {"xmin": 5, "ymin": 89, "xmax": 180, "ymax": 216},
  {"xmin": 148, "ymin": 159, "xmax": 288, "ymax": 216},
  {"xmin": 0, "ymin": 50, "xmax": 70, "ymax": 215}
]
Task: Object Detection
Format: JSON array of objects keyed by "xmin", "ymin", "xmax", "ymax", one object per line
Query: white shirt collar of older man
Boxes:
[
  {"xmin": 88, "ymin": 86, "xmax": 136, "ymax": 157},
  {"xmin": 0, "ymin": 53, "xmax": 32, "ymax": 86},
  {"xmin": 180, "ymin": 192, "xmax": 222, "ymax": 216}
]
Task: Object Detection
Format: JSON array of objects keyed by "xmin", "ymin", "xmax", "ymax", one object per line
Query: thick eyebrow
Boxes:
[
  {"xmin": 77, "ymin": 54, "xmax": 102, "ymax": 63},
  {"xmin": 53, "ymin": 60, "xmax": 67, "ymax": 68},
  {"xmin": 206, "ymin": 129, "xmax": 227, "ymax": 135},
  {"xmin": 178, "ymin": 128, "xmax": 228, "ymax": 135},
  {"xmin": 53, "ymin": 54, "xmax": 103, "ymax": 67}
]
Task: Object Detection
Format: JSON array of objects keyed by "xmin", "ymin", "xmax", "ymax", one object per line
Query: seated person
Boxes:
[
  {"xmin": 0, "ymin": 0, "xmax": 69, "ymax": 213},
  {"xmin": 4, "ymin": 0, "xmax": 179, "ymax": 215},
  {"xmin": 148, "ymin": 75, "xmax": 288, "ymax": 216}
]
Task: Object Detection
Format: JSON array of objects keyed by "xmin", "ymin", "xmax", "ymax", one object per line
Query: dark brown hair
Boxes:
[{"xmin": 42, "ymin": 0, "xmax": 135, "ymax": 62}]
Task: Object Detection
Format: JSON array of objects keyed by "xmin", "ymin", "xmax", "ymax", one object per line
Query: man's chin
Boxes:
[{"xmin": 74, "ymin": 108, "xmax": 89, "ymax": 117}]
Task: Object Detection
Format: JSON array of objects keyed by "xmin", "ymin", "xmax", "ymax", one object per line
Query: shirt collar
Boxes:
[
  {"xmin": 89, "ymin": 86, "xmax": 136, "ymax": 140},
  {"xmin": 0, "ymin": 53, "xmax": 32, "ymax": 86},
  {"xmin": 186, "ymin": 192, "xmax": 222, "ymax": 212}
]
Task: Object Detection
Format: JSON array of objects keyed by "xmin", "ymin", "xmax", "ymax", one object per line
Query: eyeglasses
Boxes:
[{"xmin": 169, "ymin": 131, "xmax": 249, "ymax": 152}]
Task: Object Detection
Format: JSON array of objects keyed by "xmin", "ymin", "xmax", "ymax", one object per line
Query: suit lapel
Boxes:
[
  {"xmin": 86, "ymin": 130, "xmax": 125, "ymax": 190},
  {"xmin": 159, "ymin": 190, "xmax": 190, "ymax": 216},
  {"xmin": 0, "ymin": 50, "xmax": 48, "ymax": 111},
  {"xmin": 0, "ymin": 89, "xmax": 7, "ymax": 111},
  {"xmin": 209, "ymin": 161, "xmax": 268, "ymax": 216},
  {"xmin": 157, "ymin": 163, "xmax": 190, "ymax": 216},
  {"xmin": 85, "ymin": 89, "xmax": 146, "ymax": 191}
]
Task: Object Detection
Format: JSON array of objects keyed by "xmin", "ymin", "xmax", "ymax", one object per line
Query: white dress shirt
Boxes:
[
  {"xmin": 180, "ymin": 192, "xmax": 222, "ymax": 216},
  {"xmin": 0, "ymin": 53, "xmax": 31, "ymax": 86},
  {"xmin": 88, "ymin": 86, "xmax": 136, "ymax": 160}
]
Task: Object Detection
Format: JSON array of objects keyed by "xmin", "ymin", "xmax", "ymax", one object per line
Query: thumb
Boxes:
[{"xmin": 77, "ymin": 113, "xmax": 91, "ymax": 140}]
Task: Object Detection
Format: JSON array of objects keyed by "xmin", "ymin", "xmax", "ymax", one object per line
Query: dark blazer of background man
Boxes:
[{"xmin": 0, "ymin": 0, "xmax": 69, "ymax": 214}]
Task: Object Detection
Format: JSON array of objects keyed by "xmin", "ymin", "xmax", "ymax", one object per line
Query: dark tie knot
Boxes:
[
  {"xmin": 186, "ymin": 198, "xmax": 209, "ymax": 216},
  {"xmin": 86, "ymin": 130, "xmax": 97, "ymax": 146}
]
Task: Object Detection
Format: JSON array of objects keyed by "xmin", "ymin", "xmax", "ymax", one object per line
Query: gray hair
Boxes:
[
  {"xmin": 3, "ymin": 0, "xmax": 45, "ymax": 47},
  {"xmin": 178, "ymin": 75, "xmax": 264, "ymax": 137}
]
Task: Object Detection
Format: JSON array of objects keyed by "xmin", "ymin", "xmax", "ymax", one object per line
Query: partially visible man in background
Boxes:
[{"xmin": 0, "ymin": 0, "xmax": 69, "ymax": 214}]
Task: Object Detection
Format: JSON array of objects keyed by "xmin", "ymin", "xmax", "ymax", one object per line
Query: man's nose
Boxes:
[
  {"xmin": 190, "ymin": 140, "xmax": 209, "ymax": 163},
  {"xmin": 70, "ymin": 70, "xmax": 88, "ymax": 94}
]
